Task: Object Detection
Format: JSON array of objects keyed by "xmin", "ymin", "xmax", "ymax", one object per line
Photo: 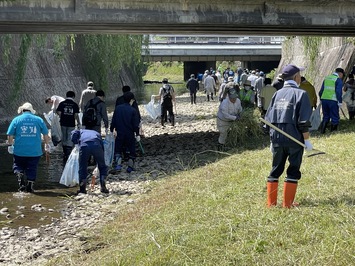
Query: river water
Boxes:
[{"xmin": 0, "ymin": 83, "xmax": 186, "ymax": 228}]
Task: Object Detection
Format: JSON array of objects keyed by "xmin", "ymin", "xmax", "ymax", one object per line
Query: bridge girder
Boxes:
[{"xmin": 1, "ymin": 1, "xmax": 355, "ymax": 35}]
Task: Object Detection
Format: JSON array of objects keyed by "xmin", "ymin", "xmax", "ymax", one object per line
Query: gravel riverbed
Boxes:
[{"xmin": 0, "ymin": 93, "xmax": 222, "ymax": 265}]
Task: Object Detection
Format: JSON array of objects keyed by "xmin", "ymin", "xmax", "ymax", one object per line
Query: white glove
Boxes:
[
  {"xmin": 45, "ymin": 143, "xmax": 51, "ymax": 153},
  {"xmin": 338, "ymin": 103, "xmax": 343, "ymax": 108},
  {"xmin": 304, "ymin": 139, "xmax": 313, "ymax": 151},
  {"xmin": 135, "ymin": 135, "xmax": 141, "ymax": 142},
  {"xmin": 7, "ymin": 145, "xmax": 14, "ymax": 154}
]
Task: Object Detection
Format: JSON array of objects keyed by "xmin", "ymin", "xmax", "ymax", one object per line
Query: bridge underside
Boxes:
[
  {"xmin": 1, "ymin": 1, "xmax": 355, "ymax": 36},
  {"xmin": 145, "ymin": 55, "xmax": 280, "ymax": 62}
]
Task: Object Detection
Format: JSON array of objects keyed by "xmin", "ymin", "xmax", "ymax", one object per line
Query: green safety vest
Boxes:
[{"xmin": 321, "ymin": 74, "xmax": 337, "ymax": 101}]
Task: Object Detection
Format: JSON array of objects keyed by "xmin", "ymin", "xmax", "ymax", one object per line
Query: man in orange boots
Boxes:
[{"xmin": 264, "ymin": 64, "xmax": 313, "ymax": 208}]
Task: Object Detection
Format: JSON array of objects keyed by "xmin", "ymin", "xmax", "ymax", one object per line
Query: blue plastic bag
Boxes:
[{"xmin": 103, "ymin": 132, "xmax": 115, "ymax": 167}]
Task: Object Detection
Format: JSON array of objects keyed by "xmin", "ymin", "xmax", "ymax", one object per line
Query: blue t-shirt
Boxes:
[{"xmin": 7, "ymin": 112, "xmax": 49, "ymax": 157}]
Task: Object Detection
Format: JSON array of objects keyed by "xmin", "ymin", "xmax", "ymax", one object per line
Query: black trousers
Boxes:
[{"xmin": 268, "ymin": 145, "xmax": 303, "ymax": 183}]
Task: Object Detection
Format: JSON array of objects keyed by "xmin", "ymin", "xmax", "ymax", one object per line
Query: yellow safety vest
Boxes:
[{"xmin": 321, "ymin": 74, "xmax": 337, "ymax": 101}]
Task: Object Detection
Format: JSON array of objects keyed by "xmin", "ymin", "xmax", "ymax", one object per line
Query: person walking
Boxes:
[
  {"xmin": 216, "ymin": 87, "xmax": 242, "ymax": 148},
  {"xmin": 319, "ymin": 67, "xmax": 344, "ymax": 133},
  {"xmin": 203, "ymin": 71, "xmax": 216, "ymax": 101},
  {"xmin": 299, "ymin": 76, "xmax": 317, "ymax": 109},
  {"xmin": 56, "ymin": 91, "xmax": 81, "ymax": 163},
  {"xmin": 7, "ymin": 102, "xmax": 50, "ymax": 192},
  {"xmin": 82, "ymin": 89, "xmax": 109, "ymax": 134},
  {"xmin": 264, "ymin": 64, "xmax": 313, "ymax": 208},
  {"xmin": 110, "ymin": 92, "xmax": 140, "ymax": 173},
  {"xmin": 71, "ymin": 128, "xmax": 109, "ymax": 194},
  {"xmin": 79, "ymin": 81, "xmax": 96, "ymax": 112},
  {"xmin": 186, "ymin": 74, "xmax": 199, "ymax": 104},
  {"xmin": 157, "ymin": 78, "xmax": 175, "ymax": 127}
]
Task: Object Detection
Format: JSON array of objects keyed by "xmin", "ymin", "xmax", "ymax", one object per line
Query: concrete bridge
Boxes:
[
  {"xmin": 1, "ymin": 1, "xmax": 355, "ymax": 35},
  {"xmin": 144, "ymin": 35, "xmax": 283, "ymax": 79}
]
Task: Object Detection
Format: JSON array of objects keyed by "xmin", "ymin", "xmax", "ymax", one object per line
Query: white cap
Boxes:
[{"xmin": 18, "ymin": 102, "xmax": 36, "ymax": 114}]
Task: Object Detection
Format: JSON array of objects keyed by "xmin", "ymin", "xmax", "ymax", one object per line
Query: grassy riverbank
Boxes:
[{"xmin": 49, "ymin": 114, "xmax": 355, "ymax": 266}]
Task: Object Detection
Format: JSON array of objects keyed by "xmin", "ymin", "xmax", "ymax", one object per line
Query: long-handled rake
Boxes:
[{"xmin": 260, "ymin": 118, "xmax": 325, "ymax": 157}]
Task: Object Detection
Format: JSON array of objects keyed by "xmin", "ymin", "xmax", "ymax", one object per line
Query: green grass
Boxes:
[
  {"xmin": 143, "ymin": 62, "xmax": 184, "ymax": 83},
  {"xmin": 49, "ymin": 118, "xmax": 355, "ymax": 266}
]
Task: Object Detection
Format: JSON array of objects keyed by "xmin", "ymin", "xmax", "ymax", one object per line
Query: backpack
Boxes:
[
  {"xmin": 162, "ymin": 85, "xmax": 173, "ymax": 101},
  {"xmin": 82, "ymin": 99, "xmax": 101, "ymax": 127}
]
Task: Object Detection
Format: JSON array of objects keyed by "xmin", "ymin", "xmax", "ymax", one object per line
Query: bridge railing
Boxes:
[{"xmin": 148, "ymin": 35, "xmax": 284, "ymax": 45}]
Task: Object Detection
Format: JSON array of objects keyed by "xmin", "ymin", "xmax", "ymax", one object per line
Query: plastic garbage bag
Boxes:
[
  {"xmin": 59, "ymin": 146, "xmax": 79, "ymax": 187},
  {"xmin": 103, "ymin": 132, "xmax": 115, "ymax": 167},
  {"xmin": 309, "ymin": 104, "xmax": 322, "ymax": 131},
  {"xmin": 144, "ymin": 95, "xmax": 161, "ymax": 119},
  {"xmin": 44, "ymin": 111, "xmax": 61, "ymax": 146}
]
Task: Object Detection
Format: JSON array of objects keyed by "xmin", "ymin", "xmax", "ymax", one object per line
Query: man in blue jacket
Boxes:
[
  {"xmin": 71, "ymin": 128, "xmax": 109, "ymax": 194},
  {"xmin": 110, "ymin": 92, "xmax": 140, "ymax": 173}
]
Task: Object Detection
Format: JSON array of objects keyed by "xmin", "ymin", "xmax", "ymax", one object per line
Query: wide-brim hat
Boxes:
[{"xmin": 18, "ymin": 102, "xmax": 36, "ymax": 114}]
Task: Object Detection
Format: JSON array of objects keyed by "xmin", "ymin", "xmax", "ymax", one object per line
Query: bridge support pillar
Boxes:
[{"xmin": 184, "ymin": 61, "xmax": 216, "ymax": 81}]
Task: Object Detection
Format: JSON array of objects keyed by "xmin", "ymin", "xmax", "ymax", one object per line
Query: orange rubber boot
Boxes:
[
  {"xmin": 267, "ymin": 182, "xmax": 278, "ymax": 207},
  {"xmin": 283, "ymin": 182, "xmax": 298, "ymax": 208}
]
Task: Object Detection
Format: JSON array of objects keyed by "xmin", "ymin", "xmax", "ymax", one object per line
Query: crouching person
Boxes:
[
  {"xmin": 216, "ymin": 87, "xmax": 243, "ymax": 149},
  {"xmin": 71, "ymin": 128, "xmax": 109, "ymax": 194}
]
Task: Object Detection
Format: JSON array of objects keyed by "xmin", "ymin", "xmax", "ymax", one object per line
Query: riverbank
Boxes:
[{"xmin": 0, "ymin": 92, "xmax": 222, "ymax": 265}]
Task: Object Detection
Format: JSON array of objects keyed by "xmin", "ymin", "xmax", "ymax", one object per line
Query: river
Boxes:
[{"xmin": 0, "ymin": 83, "xmax": 186, "ymax": 228}]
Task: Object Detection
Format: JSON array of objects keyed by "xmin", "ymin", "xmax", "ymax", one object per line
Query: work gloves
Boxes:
[
  {"xmin": 304, "ymin": 139, "xmax": 313, "ymax": 151},
  {"xmin": 7, "ymin": 145, "xmax": 14, "ymax": 154},
  {"xmin": 135, "ymin": 135, "xmax": 141, "ymax": 142},
  {"xmin": 338, "ymin": 103, "xmax": 343, "ymax": 108}
]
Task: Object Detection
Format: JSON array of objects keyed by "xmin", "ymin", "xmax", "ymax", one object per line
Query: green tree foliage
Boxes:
[
  {"xmin": 79, "ymin": 34, "xmax": 147, "ymax": 90},
  {"xmin": 0, "ymin": 33, "xmax": 147, "ymax": 98}
]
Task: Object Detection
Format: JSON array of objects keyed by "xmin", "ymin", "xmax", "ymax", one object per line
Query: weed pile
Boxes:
[{"xmin": 226, "ymin": 107, "xmax": 264, "ymax": 147}]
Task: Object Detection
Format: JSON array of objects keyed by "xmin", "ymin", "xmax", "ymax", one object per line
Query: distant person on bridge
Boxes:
[
  {"xmin": 319, "ymin": 67, "xmax": 344, "ymax": 133},
  {"xmin": 186, "ymin": 74, "xmax": 199, "ymax": 104},
  {"xmin": 203, "ymin": 71, "xmax": 216, "ymax": 101},
  {"xmin": 79, "ymin": 81, "xmax": 96, "ymax": 112}
]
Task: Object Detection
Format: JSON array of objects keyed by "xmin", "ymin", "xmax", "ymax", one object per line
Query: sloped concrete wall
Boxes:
[
  {"xmin": 277, "ymin": 37, "xmax": 355, "ymax": 98},
  {"xmin": 0, "ymin": 37, "xmax": 139, "ymax": 123}
]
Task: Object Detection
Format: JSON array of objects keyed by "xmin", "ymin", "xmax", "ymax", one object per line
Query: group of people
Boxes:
[
  {"xmin": 7, "ymin": 81, "xmax": 143, "ymax": 194},
  {"xmin": 6, "ymin": 63, "xmax": 349, "ymax": 207},
  {"xmin": 265, "ymin": 65, "xmax": 347, "ymax": 209},
  {"xmin": 195, "ymin": 64, "xmax": 346, "ymax": 209}
]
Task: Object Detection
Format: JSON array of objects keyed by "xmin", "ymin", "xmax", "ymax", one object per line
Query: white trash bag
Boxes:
[
  {"xmin": 59, "ymin": 146, "xmax": 79, "ymax": 187},
  {"xmin": 144, "ymin": 95, "xmax": 161, "ymax": 119},
  {"xmin": 309, "ymin": 104, "xmax": 322, "ymax": 131}
]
